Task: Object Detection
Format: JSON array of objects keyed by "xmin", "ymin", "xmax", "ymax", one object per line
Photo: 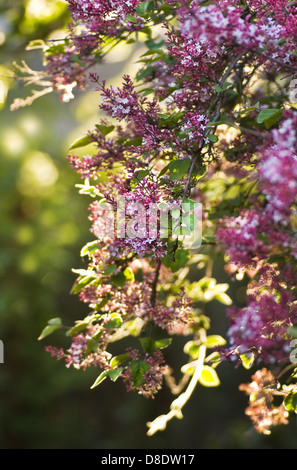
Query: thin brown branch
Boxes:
[{"xmin": 150, "ymin": 260, "xmax": 161, "ymax": 307}]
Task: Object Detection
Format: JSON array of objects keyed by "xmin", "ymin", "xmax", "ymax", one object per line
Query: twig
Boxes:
[
  {"xmin": 254, "ymin": 49, "xmax": 297, "ymax": 72},
  {"xmin": 147, "ymin": 339, "xmax": 207, "ymax": 436},
  {"xmin": 150, "ymin": 260, "xmax": 161, "ymax": 307}
]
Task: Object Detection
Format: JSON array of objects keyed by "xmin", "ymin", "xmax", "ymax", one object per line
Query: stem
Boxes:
[
  {"xmin": 206, "ymin": 245, "xmax": 215, "ymax": 278},
  {"xmin": 150, "ymin": 260, "xmax": 161, "ymax": 307},
  {"xmin": 163, "ymin": 367, "xmax": 190, "ymax": 395},
  {"xmin": 254, "ymin": 48, "xmax": 297, "ymax": 72},
  {"xmin": 147, "ymin": 339, "xmax": 207, "ymax": 436}
]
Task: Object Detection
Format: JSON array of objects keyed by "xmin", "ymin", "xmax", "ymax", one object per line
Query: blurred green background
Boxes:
[{"xmin": 1, "ymin": 0, "xmax": 297, "ymax": 449}]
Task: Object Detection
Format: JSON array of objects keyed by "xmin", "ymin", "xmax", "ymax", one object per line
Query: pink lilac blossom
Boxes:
[
  {"xmin": 239, "ymin": 368, "xmax": 289, "ymax": 435},
  {"xmin": 139, "ymin": 290, "xmax": 193, "ymax": 335},
  {"xmin": 179, "ymin": 112, "xmax": 209, "ymax": 146},
  {"xmin": 216, "ymin": 205, "xmax": 295, "ymax": 271},
  {"xmin": 258, "ymin": 112, "xmax": 297, "ymax": 222},
  {"xmin": 86, "ymin": 167, "xmax": 171, "ymax": 259},
  {"xmin": 226, "ymin": 285, "xmax": 297, "ymax": 365},
  {"xmin": 45, "ymin": 328, "xmax": 111, "ymax": 371},
  {"xmin": 177, "ymin": 1, "xmax": 297, "ymax": 70},
  {"xmin": 45, "ymin": 45, "xmax": 92, "ymax": 101},
  {"xmin": 78, "ymin": 275, "xmax": 193, "ymax": 335},
  {"xmin": 216, "ymin": 209, "xmax": 269, "ymax": 268},
  {"xmin": 123, "ymin": 348, "xmax": 166, "ymax": 398},
  {"xmin": 216, "ymin": 111, "xmax": 297, "ymax": 270},
  {"xmin": 67, "ymin": 0, "xmax": 143, "ymax": 37},
  {"xmin": 67, "ymin": 0, "xmax": 141, "ymax": 20},
  {"xmin": 166, "ymin": 27, "xmax": 223, "ymax": 81}
]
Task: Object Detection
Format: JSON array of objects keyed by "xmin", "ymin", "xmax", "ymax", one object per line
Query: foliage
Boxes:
[{"xmin": 11, "ymin": 0, "xmax": 297, "ymax": 439}]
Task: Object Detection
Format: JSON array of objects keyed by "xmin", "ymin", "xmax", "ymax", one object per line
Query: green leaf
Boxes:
[
  {"xmin": 160, "ymin": 158, "xmax": 191, "ymax": 181},
  {"xmin": 67, "ymin": 321, "xmax": 90, "ymax": 336},
  {"xmin": 139, "ymin": 337, "xmax": 155, "ymax": 353},
  {"xmin": 90, "ymin": 369, "xmax": 111, "ymax": 389},
  {"xmin": 71, "ymin": 54, "xmax": 86, "ymax": 67},
  {"xmin": 80, "ymin": 240, "xmax": 99, "ymax": 257},
  {"xmin": 284, "ymin": 391, "xmax": 297, "ymax": 412},
  {"xmin": 184, "ymin": 341, "xmax": 200, "ymax": 359},
  {"xmin": 104, "ymin": 313, "xmax": 122, "ymax": 329},
  {"xmin": 257, "ymin": 109, "xmax": 283, "ymax": 129},
  {"xmin": 145, "ymin": 38, "xmax": 165, "ymax": 51},
  {"xmin": 85, "ymin": 338, "xmax": 99, "ymax": 355},
  {"xmin": 103, "ymin": 264, "xmax": 118, "ymax": 274},
  {"xmin": 180, "ymin": 362, "xmax": 196, "ymax": 375},
  {"xmin": 135, "ymin": 1, "xmax": 151, "ymax": 15},
  {"xmin": 140, "ymin": 88, "xmax": 155, "ymax": 96},
  {"xmin": 135, "ymin": 169, "xmax": 149, "ymax": 180},
  {"xmin": 164, "ymin": 249, "xmax": 189, "ymax": 273},
  {"xmin": 205, "ymin": 335, "xmax": 226, "ymax": 348},
  {"xmin": 214, "ymin": 82, "xmax": 233, "ymax": 93},
  {"xmin": 126, "ymin": 15, "xmax": 139, "ymax": 23},
  {"xmin": 288, "ymin": 327, "xmax": 297, "ymax": 339},
  {"xmin": 95, "ymin": 124, "xmax": 115, "ymax": 136},
  {"xmin": 123, "ymin": 267, "xmax": 135, "ymax": 282},
  {"xmin": 182, "ymin": 198, "xmax": 196, "ymax": 210},
  {"xmin": 124, "ymin": 137, "xmax": 143, "ymax": 147},
  {"xmin": 109, "ymin": 367, "xmax": 123, "ymax": 382},
  {"xmin": 70, "ymin": 275, "xmax": 97, "ymax": 294},
  {"xmin": 240, "ymin": 352, "xmax": 255, "ymax": 370},
  {"xmin": 110, "ymin": 271, "xmax": 126, "ymax": 287},
  {"xmin": 38, "ymin": 317, "xmax": 62, "ymax": 340},
  {"xmin": 199, "ymin": 366, "xmax": 220, "ymax": 387},
  {"xmin": 69, "ymin": 135, "xmax": 93, "ymax": 150},
  {"xmin": 38, "ymin": 324, "xmax": 60, "ymax": 341},
  {"xmin": 139, "ymin": 337, "xmax": 172, "ymax": 353},
  {"xmin": 171, "ymin": 208, "xmax": 181, "ymax": 219},
  {"xmin": 154, "ymin": 338, "xmax": 172, "ymax": 349},
  {"xmin": 208, "ymin": 134, "xmax": 219, "ymax": 143},
  {"xmin": 129, "ymin": 360, "xmax": 150, "ymax": 387},
  {"xmin": 48, "ymin": 317, "xmax": 62, "ymax": 326},
  {"xmin": 214, "ymin": 292, "xmax": 232, "ymax": 305},
  {"xmin": 45, "ymin": 44, "xmax": 65, "ymax": 56},
  {"xmin": 26, "ymin": 39, "xmax": 45, "ymax": 50},
  {"xmin": 110, "ymin": 353, "xmax": 129, "ymax": 368},
  {"xmin": 137, "ymin": 66, "xmax": 155, "ymax": 81},
  {"xmin": 70, "ymin": 269, "xmax": 98, "ymax": 294}
]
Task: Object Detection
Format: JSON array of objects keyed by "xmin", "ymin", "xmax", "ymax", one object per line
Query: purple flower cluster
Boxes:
[{"xmin": 227, "ymin": 285, "xmax": 297, "ymax": 364}]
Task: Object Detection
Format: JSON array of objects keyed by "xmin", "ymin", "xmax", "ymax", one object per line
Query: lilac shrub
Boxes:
[{"xmin": 15, "ymin": 0, "xmax": 297, "ymax": 437}]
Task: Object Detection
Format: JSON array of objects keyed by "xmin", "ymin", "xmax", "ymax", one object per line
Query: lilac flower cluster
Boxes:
[
  {"xmin": 227, "ymin": 283, "xmax": 297, "ymax": 364},
  {"xmin": 178, "ymin": 0, "xmax": 297, "ymax": 69},
  {"xmin": 259, "ymin": 112, "xmax": 297, "ymax": 222},
  {"xmin": 239, "ymin": 368, "xmax": 289, "ymax": 435},
  {"xmin": 123, "ymin": 348, "xmax": 166, "ymax": 398},
  {"xmin": 45, "ymin": 327, "xmax": 111, "ymax": 371}
]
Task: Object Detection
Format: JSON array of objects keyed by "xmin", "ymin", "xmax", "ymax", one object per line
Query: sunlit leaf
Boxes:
[
  {"xmin": 69, "ymin": 135, "xmax": 93, "ymax": 150},
  {"xmin": 240, "ymin": 352, "xmax": 255, "ymax": 370},
  {"xmin": 38, "ymin": 317, "xmax": 62, "ymax": 340},
  {"xmin": 284, "ymin": 390, "xmax": 297, "ymax": 412},
  {"xmin": 199, "ymin": 366, "xmax": 220, "ymax": 387},
  {"xmin": 205, "ymin": 335, "xmax": 226, "ymax": 348}
]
